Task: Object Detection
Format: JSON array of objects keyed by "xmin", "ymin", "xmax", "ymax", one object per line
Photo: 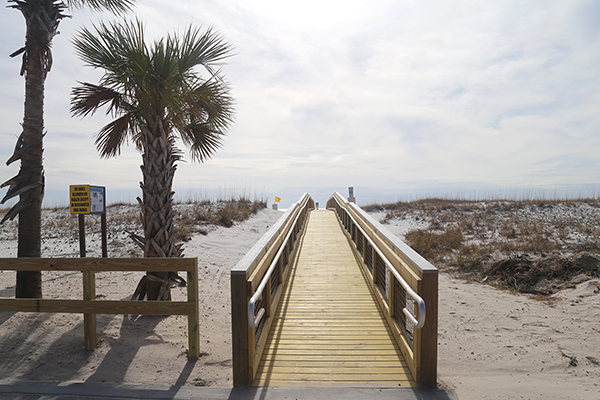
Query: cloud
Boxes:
[{"xmin": 1, "ymin": 0, "xmax": 599, "ymax": 209}]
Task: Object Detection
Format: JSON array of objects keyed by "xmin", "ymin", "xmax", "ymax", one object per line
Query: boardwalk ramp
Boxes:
[
  {"xmin": 255, "ymin": 210, "xmax": 412, "ymax": 385},
  {"xmin": 231, "ymin": 193, "xmax": 438, "ymax": 387}
]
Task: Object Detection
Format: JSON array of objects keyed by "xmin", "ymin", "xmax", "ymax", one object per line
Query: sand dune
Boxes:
[{"xmin": 0, "ymin": 205, "xmax": 599, "ymax": 399}]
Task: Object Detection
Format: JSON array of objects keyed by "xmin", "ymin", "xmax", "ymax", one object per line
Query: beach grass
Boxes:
[
  {"xmin": 0, "ymin": 197, "xmax": 268, "ymax": 249},
  {"xmin": 364, "ymin": 197, "xmax": 600, "ymax": 294}
]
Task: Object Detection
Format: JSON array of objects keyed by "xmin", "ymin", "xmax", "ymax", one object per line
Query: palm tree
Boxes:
[
  {"xmin": 2, "ymin": 0, "xmax": 135, "ymax": 298},
  {"xmin": 70, "ymin": 19, "xmax": 234, "ymax": 300}
]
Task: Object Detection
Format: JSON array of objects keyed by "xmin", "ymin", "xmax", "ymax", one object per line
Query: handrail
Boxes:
[
  {"xmin": 329, "ymin": 192, "xmax": 438, "ymax": 387},
  {"xmin": 343, "ymin": 204, "xmax": 426, "ymax": 329},
  {"xmin": 231, "ymin": 192, "xmax": 313, "ymax": 386},
  {"xmin": 247, "ymin": 208, "xmax": 303, "ymax": 329}
]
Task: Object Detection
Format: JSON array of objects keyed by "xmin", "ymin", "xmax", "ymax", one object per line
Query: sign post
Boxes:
[
  {"xmin": 70, "ymin": 185, "xmax": 107, "ymax": 258},
  {"xmin": 69, "ymin": 184, "xmax": 106, "ymax": 350}
]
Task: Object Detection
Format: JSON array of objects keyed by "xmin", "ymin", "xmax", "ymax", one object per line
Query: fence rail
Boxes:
[
  {"xmin": 231, "ymin": 193, "xmax": 314, "ymax": 386},
  {"xmin": 326, "ymin": 192, "xmax": 438, "ymax": 387},
  {"xmin": 0, "ymin": 258, "xmax": 199, "ymax": 358}
]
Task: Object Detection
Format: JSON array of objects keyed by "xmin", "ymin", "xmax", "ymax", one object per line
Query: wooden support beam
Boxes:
[
  {"xmin": 418, "ymin": 272, "xmax": 438, "ymax": 387},
  {"xmin": 83, "ymin": 271, "xmax": 97, "ymax": 351},
  {"xmin": 231, "ymin": 272, "xmax": 251, "ymax": 385},
  {"xmin": 187, "ymin": 266, "xmax": 200, "ymax": 359},
  {"xmin": 0, "ymin": 298, "xmax": 196, "ymax": 315},
  {"xmin": 0, "ymin": 257, "xmax": 195, "ymax": 272}
]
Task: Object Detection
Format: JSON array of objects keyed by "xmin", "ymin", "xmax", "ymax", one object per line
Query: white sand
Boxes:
[
  {"xmin": 0, "ymin": 206, "xmax": 599, "ymax": 399},
  {"xmin": 381, "ymin": 218, "xmax": 600, "ymax": 400},
  {"xmin": 0, "ymin": 208, "xmax": 283, "ymax": 387}
]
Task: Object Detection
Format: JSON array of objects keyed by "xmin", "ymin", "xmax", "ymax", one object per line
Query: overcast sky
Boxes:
[{"xmin": 1, "ymin": 0, "xmax": 599, "ymax": 208}]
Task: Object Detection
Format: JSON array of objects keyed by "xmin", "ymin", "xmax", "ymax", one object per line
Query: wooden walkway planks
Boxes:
[{"xmin": 253, "ymin": 210, "xmax": 414, "ymax": 386}]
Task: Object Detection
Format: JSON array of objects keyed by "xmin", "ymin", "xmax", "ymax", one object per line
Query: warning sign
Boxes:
[{"xmin": 70, "ymin": 185, "xmax": 105, "ymax": 214}]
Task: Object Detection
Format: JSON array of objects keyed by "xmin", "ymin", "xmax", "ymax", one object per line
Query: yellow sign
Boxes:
[
  {"xmin": 70, "ymin": 185, "xmax": 106, "ymax": 214},
  {"xmin": 70, "ymin": 185, "xmax": 90, "ymax": 214}
]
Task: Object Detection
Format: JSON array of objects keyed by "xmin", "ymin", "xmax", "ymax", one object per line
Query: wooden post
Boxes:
[
  {"xmin": 187, "ymin": 261, "xmax": 200, "ymax": 359},
  {"xmin": 419, "ymin": 272, "xmax": 438, "ymax": 387},
  {"xmin": 388, "ymin": 268, "xmax": 395, "ymax": 317},
  {"xmin": 361, "ymin": 233, "xmax": 366, "ymax": 259},
  {"xmin": 265, "ymin": 263, "xmax": 274, "ymax": 319},
  {"xmin": 101, "ymin": 213, "xmax": 108, "ymax": 258},
  {"xmin": 231, "ymin": 272, "xmax": 251, "ymax": 385},
  {"xmin": 78, "ymin": 214, "xmax": 86, "ymax": 258},
  {"xmin": 83, "ymin": 270, "xmax": 96, "ymax": 351},
  {"xmin": 371, "ymin": 246, "xmax": 377, "ymax": 284}
]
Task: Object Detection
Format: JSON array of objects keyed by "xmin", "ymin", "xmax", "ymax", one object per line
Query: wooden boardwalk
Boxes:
[{"xmin": 253, "ymin": 210, "xmax": 414, "ymax": 386}]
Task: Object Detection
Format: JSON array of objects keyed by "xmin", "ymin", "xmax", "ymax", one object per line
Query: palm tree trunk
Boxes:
[
  {"xmin": 16, "ymin": 10, "xmax": 48, "ymax": 298},
  {"xmin": 137, "ymin": 116, "xmax": 181, "ymax": 300}
]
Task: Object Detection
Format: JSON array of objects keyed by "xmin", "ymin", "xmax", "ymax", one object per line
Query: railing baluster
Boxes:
[{"xmin": 365, "ymin": 242, "xmax": 373, "ymax": 273}]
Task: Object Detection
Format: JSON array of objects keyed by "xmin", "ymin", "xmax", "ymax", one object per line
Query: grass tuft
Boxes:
[{"xmin": 173, "ymin": 198, "xmax": 267, "ymax": 240}]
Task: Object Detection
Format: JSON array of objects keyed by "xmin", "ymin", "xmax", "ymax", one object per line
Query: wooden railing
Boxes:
[
  {"xmin": 0, "ymin": 258, "xmax": 200, "ymax": 358},
  {"xmin": 326, "ymin": 192, "xmax": 439, "ymax": 387},
  {"xmin": 231, "ymin": 193, "xmax": 314, "ymax": 386}
]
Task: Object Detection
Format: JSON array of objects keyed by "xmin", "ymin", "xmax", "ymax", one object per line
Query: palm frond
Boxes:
[
  {"xmin": 190, "ymin": 78, "xmax": 234, "ymax": 131},
  {"xmin": 181, "ymin": 123, "xmax": 225, "ymax": 162},
  {"xmin": 70, "ymin": 82, "xmax": 127, "ymax": 118},
  {"xmin": 66, "ymin": 0, "xmax": 136, "ymax": 13},
  {"xmin": 95, "ymin": 114, "xmax": 135, "ymax": 158},
  {"xmin": 174, "ymin": 26, "xmax": 234, "ymax": 77},
  {"xmin": 72, "ymin": 19, "xmax": 148, "ymax": 74}
]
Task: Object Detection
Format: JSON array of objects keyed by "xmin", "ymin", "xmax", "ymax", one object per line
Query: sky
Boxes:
[{"xmin": 1, "ymin": 0, "xmax": 599, "ymax": 209}]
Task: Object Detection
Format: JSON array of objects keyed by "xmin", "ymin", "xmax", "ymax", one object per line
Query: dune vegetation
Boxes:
[{"xmin": 364, "ymin": 198, "xmax": 600, "ymax": 295}]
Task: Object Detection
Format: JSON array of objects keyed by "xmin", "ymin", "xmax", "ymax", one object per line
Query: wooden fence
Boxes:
[
  {"xmin": 326, "ymin": 192, "xmax": 439, "ymax": 387},
  {"xmin": 0, "ymin": 258, "xmax": 199, "ymax": 359}
]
